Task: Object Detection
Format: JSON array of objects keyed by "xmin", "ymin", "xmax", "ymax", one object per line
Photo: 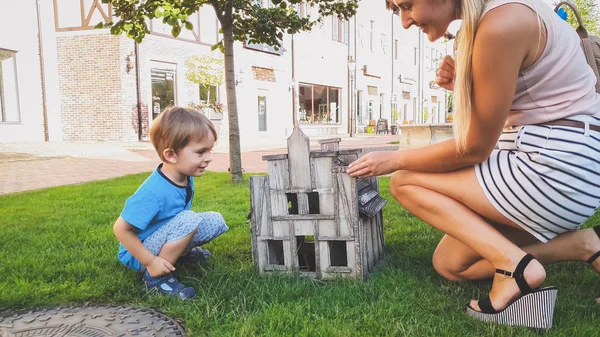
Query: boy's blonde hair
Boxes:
[{"xmin": 149, "ymin": 106, "xmax": 217, "ymax": 161}]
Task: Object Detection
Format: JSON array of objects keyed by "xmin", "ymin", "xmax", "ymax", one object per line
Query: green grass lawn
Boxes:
[{"xmin": 0, "ymin": 172, "xmax": 598, "ymax": 336}]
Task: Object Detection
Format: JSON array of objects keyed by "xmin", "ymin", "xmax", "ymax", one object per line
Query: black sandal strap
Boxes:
[
  {"xmin": 587, "ymin": 251, "xmax": 600, "ymax": 264},
  {"xmin": 477, "ymin": 296, "xmax": 498, "ymax": 314},
  {"xmin": 588, "ymin": 226, "xmax": 600, "ymax": 264},
  {"xmin": 514, "ymin": 253, "xmax": 535, "ymax": 295},
  {"xmin": 494, "ymin": 253, "xmax": 535, "ymax": 295}
]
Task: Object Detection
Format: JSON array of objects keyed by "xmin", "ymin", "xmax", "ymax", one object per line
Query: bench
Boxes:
[{"xmin": 397, "ymin": 123, "xmax": 453, "ymax": 148}]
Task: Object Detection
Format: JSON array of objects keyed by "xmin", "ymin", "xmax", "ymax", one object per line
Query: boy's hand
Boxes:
[
  {"xmin": 436, "ymin": 55, "xmax": 455, "ymax": 91},
  {"xmin": 146, "ymin": 256, "xmax": 175, "ymax": 277}
]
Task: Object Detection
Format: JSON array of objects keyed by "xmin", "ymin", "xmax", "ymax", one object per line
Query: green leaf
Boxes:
[
  {"xmin": 185, "ymin": 21, "xmax": 194, "ymax": 30},
  {"xmin": 110, "ymin": 25, "xmax": 121, "ymax": 35},
  {"xmin": 154, "ymin": 7, "xmax": 163, "ymax": 18},
  {"xmin": 172, "ymin": 24, "xmax": 182, "ymax": 37},
  {"xmin": 94, "ymin": 22, "xmax": 104, "ymax": 29}
]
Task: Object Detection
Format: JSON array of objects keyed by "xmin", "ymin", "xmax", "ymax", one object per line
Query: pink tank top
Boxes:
[{"xmin": 481, "ymin": 0, "xmax": 600, "ymax": 126}]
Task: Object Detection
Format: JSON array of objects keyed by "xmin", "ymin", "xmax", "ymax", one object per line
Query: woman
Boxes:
[{"xmin": 348, "ymin": 0, "xmax": 600, "ymax": 328}]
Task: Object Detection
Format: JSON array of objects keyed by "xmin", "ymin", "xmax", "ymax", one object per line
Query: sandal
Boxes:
[
  {"xmin": 143, "ymin": 271, "xmax": 196, "ymax": 300},
  {"xmin": 587, "ymin": 226, "xmax": 600, "ymax": 265},
  {"xmin": 588, "ymin": 226, "xmax": 600, "ymax": 304},
  {"xmin": 179, "ymin": 247, "xmax": 212, "ymax": 265},
  {"xmin": 466, "ymin": 254, "xmax": 558, "ymax": 329}
]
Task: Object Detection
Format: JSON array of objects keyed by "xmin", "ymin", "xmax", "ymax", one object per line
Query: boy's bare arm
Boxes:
[{"xmin": 113, "ymin": 216, "xmax": 156, "ymax": 267}]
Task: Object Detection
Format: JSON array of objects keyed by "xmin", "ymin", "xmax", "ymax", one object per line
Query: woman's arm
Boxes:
[{"xmin": 349, "ymin": 4, "xmax": 539, "ymax": 176}]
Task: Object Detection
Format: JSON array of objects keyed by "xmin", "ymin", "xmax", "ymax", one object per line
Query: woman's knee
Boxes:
[
  {"xmin": 389, "ymin": 171, "xmax": 413, "ymax": 203},
  {"xmin": 431, "ymin": 249, "xmax": 468, "ymax": 281}
]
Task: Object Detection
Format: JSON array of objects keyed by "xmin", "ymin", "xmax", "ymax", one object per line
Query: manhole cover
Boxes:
[{"xmin": 0, "ymin": 306, "xmax": 186, "ymax": 336}]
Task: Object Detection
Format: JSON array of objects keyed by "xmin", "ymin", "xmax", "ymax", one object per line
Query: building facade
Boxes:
[{"xmin": 0, "ymin": 0, "xmax": 451, "ymax": 145}]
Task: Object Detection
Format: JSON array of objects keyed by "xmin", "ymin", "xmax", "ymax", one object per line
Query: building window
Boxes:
[
  {"xmin": 295, "ymin": 3, "xmax": 306, "ymax": 18},
  {"xmin": 381, "ymin": 33, "xmax": 386, "ymax": 54},
  {"xmin": 151, "ymin": 63, "xmax": 177, "ymax": 120},
  {"xmin": 199, "ymin": 84, "xmax": 217, "ymax": 104},
  {"xmin": 332, "ymin": 18, "xmax": 348, "ymax": 44},
  {"xmin": 258, "ymin": 95, "xmax": 267, "ymax": 132},
  {"xmin": 257, "ymin": 0, "xmax": 273, "ymax": 8},
  {"xmin": 298, "ymin": 83, "xmax": 341, "ymax": 124},
  {"xmin": 369, "ymin": 21, "xmax": 374, "ymax": 52},
  {"xmin": 0, "ymin": 49, "xmax": 20, "ymax": 123},
  {"xmin": 394, "ymin": 39, "xmax": 398, "ymax": 60},
  {"xmin": 414, "ymin": 47, "xmax": 417, "ymax": 66}
]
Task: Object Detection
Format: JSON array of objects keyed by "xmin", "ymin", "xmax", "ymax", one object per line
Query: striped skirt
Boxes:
[{"xmin": 475, "ymin": 114, "xmax": 600, "ymax": 242}]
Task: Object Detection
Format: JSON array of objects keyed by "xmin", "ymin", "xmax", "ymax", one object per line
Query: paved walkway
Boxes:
[{"xmin": 0, "ymin": 134, "xmax": 400, "ymax": 195}]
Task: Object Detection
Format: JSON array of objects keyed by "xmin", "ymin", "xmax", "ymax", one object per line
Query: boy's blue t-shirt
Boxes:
[{"xmin": 118, "ymin": 164, "xmax": 194, "ymax": 271}]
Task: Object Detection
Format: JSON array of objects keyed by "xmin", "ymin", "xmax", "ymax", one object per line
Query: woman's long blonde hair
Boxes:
[{"xmin": 453, "ymin": 0, "xmax": 488, "ymax": 153}]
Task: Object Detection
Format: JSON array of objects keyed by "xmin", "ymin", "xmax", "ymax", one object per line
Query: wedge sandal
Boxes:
[{"xmin": 466, "ymin": 253, "xmax": 558, "ymax": 329}]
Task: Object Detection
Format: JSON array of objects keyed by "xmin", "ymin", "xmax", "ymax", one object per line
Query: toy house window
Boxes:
[
  {"xmin": 267, "ymin": 240, "xmax": 285, "ymax": 265},
  {"xmin": 286, "ymin": 193, "xmax": 298, "ymax": 214},
  {"xmin": 307, "ymin": 192, "xmax": 320, "ymax": 214},
  {"xmin": 329, "ymin": 241, "xmax": 348, "ymax": 266},
  {"xmin": 296, "ymin": 236, "xmax": 316, "ymax": 272}
]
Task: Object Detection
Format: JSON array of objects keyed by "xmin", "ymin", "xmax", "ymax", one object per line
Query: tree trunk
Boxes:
[{"xmin": 222, "ymin": 25, "xmax": 243, "ymax": 183}]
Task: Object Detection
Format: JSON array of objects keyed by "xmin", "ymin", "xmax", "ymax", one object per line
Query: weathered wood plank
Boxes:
[
  {"xmin": 270, "ymin": 191, "xmax": 288, "ymax": 217},
  {"xmin": 316, "ymin": 220, "xmax": 336, "ymax": 237},
  {"xmin": 272, "ymin": 220, "xmax": 290, "ymax": 238},
  {"xmin": 297, "ymin": 192, "xmax": 309, "ymax": 215},
  {"xmin": 319, "ymin": 241, "xmax": 329, "ymax": 275},
  {"xmin": 318, "ymin": 137, "xmax": 341, "ymax": 151},
  {"xmin": 262, "ymin": 153, "xmax": 288, "ymax": 161},
  {"xmin": 325, "ymin": 266, "xmax": 352, "ymax": 273},
  {"xmin": 272, "ymin": 214, "xmax": 335, "ymax": 221},
  {"xmin": 310, "ymin": 150, "xmax": 338, "ymax": 158},
  {"xmin": 335, "ymin": 173, "xmax": 357, "ymax": 237},
  {"xmin": 317, "ymin": 235, "xmax": 353, "ymax": 241},
  {"xmin": 317, "ymin": 191, "xmax": 335, "ymax": 216},
  {"xmin": 347, "ymin": 241, "xmax": 357, "ymax": 278},
  {"xmin": 283, "ymin": 239, "xmax": 293, "ymax": 270},
  {"xmin": 287, "ymin": 125, "xmax": 312, "ymax": 189},
  {"xmin": 366, "ymin": 216, "xmax": 375, "ymax": 271},
  {"xmin": 250, "ymin": 176, "xmax": 271, "ymax": 238},
  {"xmin": 268, "ymin": 159, "xmax": 290, "ymax": 190},
  {"xmin": 311, "ymin": 157, "xmax": 334, "ymax": 190},
  {"xmin": 314, "ymin": 220, "xmax": 321, "ymax": 278},
  {"xmin": 256, "ymin": 240, "xmax": 268, "ymax": 274},
  {"xmin": 294, "ymin": 220, "xmax": 315, "ymax": 236}
]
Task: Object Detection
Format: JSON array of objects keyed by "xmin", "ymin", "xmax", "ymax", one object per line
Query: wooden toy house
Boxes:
[{"xmin": 249, "ymin": 126, "xmax": 387, "ymax": 280}]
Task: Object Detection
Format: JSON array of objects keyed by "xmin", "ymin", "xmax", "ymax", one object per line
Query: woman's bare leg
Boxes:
[{"xmin": 390, "ymin": 166, "xmax": 600, "ymax": 309}]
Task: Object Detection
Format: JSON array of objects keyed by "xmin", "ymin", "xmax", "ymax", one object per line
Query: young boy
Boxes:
[{"xmin": 113, "ymin": 107, "xmax": 228, "ymax": 300}]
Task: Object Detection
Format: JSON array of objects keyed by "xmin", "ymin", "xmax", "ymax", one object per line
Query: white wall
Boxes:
[{"xmin": 0, "ymin": 0, "xmax": 45, "ymax": 142}]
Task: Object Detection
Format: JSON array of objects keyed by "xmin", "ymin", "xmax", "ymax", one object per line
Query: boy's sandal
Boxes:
[
  {"xmin": 179, "ymin": 247, "xmax": 211, "ymax": 265},
  {"xmin": 144, "ymin": 273, "xmax": 196, "ymax": 300},
  {"xmin": 466, "ymin": 253, "xmax": 558, "ymax": 329}
]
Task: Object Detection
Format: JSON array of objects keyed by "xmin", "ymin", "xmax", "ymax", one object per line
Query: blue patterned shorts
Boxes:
[{"xmin": 141, "ymin": 210, "xmax": 228, "ymax": 268}]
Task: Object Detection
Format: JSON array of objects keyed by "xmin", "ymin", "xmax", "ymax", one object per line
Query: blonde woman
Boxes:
[{"xmin": 347, "ymin": 0, "xmax": 600, "ymax": 328}]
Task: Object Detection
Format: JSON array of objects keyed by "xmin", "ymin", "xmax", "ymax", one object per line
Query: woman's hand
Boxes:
[
  {"xmin": 436, "ymin": 55, "xmax": 455, "ymax": 91},
  {"xmin": 347, "ymin": 151, "xmax": 400, "ymax": 178},
  {"xmin": 146, "ymin": 256, "xmax": 175, "ymax": 278}
]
